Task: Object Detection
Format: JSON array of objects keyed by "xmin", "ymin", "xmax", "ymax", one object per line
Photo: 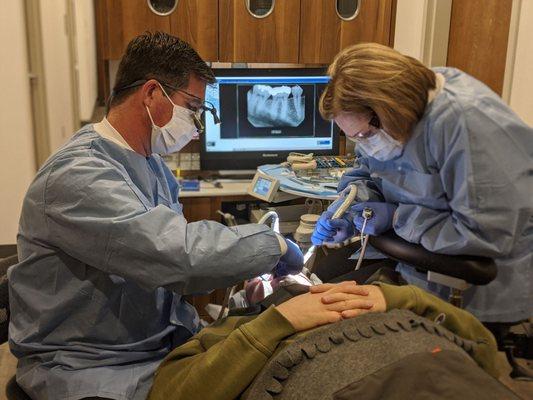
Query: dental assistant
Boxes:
[
  {"xmin": 9, "ymin": 32, "xmax": 302, "ymax": 400},
  {"xmin": 312, "ymin": 43, "xmax": 532, "ymax": 324}
]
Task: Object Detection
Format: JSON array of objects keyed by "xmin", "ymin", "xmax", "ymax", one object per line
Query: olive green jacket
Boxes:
[{"xmin": 148, "ymin": 284, "xmax": 498, "ymax": 400}]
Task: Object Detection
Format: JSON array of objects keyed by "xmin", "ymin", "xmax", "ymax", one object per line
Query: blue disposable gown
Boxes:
[
  {"xmin": 8, "ymin": 126, "xmax": 282, "ymax": 399},
  {"xmin": 339, "ymin": 67, "xmax": 533, "ymax": 323}
]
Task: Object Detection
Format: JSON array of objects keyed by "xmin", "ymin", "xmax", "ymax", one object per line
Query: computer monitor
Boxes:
[{"xmin": 200, "ymin": 68, "xmax": 339, "ymax": 171}]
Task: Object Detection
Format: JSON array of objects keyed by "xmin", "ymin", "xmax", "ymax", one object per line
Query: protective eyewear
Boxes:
[
  {"xmin": 176, "ymin": 88, "xmax": 221, "ymax": 133},
  {"xmin": 113, "ymin": 79, "xmax": 221, "ymax": 133},
  {"xmin": 354, "ymin": 112, "xmax": 381, "ymax": 139}
]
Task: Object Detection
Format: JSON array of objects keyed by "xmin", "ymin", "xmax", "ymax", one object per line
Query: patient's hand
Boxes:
[
  {"xmin": 276, "ymin": 283, "xmax": 372, "ymax": 331},
  {"xmin": 310, "ymin": 281, "xmax": 387, "ymax": 318}
]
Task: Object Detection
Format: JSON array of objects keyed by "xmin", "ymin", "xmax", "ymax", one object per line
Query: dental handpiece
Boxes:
[{"xmin": 304, "ymin": 185, "xmax": 359, "ymax": 269}]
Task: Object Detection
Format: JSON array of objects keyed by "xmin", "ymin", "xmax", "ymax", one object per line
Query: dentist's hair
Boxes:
[
  {"xmin": 320, "ymin": 43, "xmax": 436, "ymax": 142},
  {"xmin": 110, "ymin": 32, "xmax": 215, "ymax": 108}
]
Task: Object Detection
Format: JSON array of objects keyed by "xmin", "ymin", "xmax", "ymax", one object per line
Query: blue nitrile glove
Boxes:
[
  {"xmin": 351, "ymin": 202, "xmax": 398, "ymax": 235},
  {"xmin": 311, "ymin": 211, "xmax": 356, "ymax": 245},
  {"xmin": 274, "ymin": 238, "xmax": 304, "ymax": 276}
]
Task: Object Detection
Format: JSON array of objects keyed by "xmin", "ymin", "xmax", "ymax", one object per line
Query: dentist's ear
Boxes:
[{"xmin": 141, "ymin": 79, "xmax": 162, "ymax": 108}]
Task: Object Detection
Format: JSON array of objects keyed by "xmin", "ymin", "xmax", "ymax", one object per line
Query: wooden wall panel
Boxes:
[
  {"xmin": 103, "ymin": 0, "xmax": 171, "ymax": 60},
  {"xmin": 170, "ymin": 0, "xmax": 219, "ymax": 61},
  {"xmin": 300, "ymin": 0, "xmax": 395, "ymax": 64},
  {"xmin": 219, "ymin": 0, "xmax": 301, "ymax": 63},
  {"xmin": 446, "ymin": 0, "xmax": 513, "ymax": 95}
]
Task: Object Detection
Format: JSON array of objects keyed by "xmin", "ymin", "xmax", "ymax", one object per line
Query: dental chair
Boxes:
[
  {"xmin": 368, "ymin": 230, "xmax": 532, "ymax": 380},
  {"xmin": 368, "ymin": 230, "xmax": 497, "ymax": 307}
]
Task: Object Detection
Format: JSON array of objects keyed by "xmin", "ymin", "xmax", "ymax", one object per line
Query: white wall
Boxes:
[
  {"xmin": 74, "ymin": 0, "xmax": 98, "ymax": 122},
  {"xmin": 0, "ymin": 2, "xmax": 36, "ymax": 244},
  {"xmin": 509, "ymin": 1, "xmax": 533, "ymax": 126},
  {"xmin": 40, "ymin": 0, "xmax": 76, "ymax": 152},
  {"xmin": 393, "ymin": 0, "xmax": 428, "ymax": 59}
]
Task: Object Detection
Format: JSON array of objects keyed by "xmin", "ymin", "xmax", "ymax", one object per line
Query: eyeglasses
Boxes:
[
  {"xmin": 175, "ymin": 88, "xmax": 221, "ymax": 133},
  {"xmin": 368, "ymin": 112, "xmax": 380, "ymax": 129},
  {"xmin": 113, "ymin": 79, "xmax": 221, "ymax": 133}
]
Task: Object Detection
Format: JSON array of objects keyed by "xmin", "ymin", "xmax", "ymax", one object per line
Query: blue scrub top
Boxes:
[
  {"xmin": 340, "ymin": 67, "xmax": 533, "ymax": 323},
  {"xmin": 8, "ymin": 127, "xmax": 282, "ymax": 399}
]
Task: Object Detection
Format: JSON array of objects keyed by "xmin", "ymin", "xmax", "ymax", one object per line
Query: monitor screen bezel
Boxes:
[{"xmin": 200, "ymin": 68, "xmax": 339, "ymax": 171}]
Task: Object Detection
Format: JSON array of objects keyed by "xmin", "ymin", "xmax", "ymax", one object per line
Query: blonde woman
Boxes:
[{"xmin": 311, "ymin": 43, "xmax": 532, "ymax": 324}]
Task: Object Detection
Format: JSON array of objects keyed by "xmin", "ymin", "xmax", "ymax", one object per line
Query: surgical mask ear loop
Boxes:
[
  {"xmin": 146, "ymin": 82, "xmax": 177, "ymax": 127},
  {"xmin": 146, "ymin": 82, "xmax": 172, "ymax": 127},
  {"xmin": 158, "ymin": 82, "xmax": 176, "ymax": 106},
  {"xmin": 145, "ymin": 105, "xmax": 157, "ymax": 126}
]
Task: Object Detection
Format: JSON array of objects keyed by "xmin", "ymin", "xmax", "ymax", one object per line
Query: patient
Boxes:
[{"xmin": 148, "ymin": 281, "xmax": 515, "ymax": 400}]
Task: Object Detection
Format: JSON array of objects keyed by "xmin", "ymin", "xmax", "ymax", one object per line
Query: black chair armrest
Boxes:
[{"xmin": 368, "ymin": 231, "xmax": 497, "ymax": 285}]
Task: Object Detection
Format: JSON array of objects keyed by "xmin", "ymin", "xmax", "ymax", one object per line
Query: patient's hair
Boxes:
[
  {"xmin": 110, "ymin": 31, "xmax": 215, "ymax": 108},
  {"xmin": 320, "ymin": 43, "xmax": 436, "ymax": 142}
]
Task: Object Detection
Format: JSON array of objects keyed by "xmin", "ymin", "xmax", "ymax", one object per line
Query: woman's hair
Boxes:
[{"xmin": 320, "ymin": 43, "xmax": 436, "ymax": 142}]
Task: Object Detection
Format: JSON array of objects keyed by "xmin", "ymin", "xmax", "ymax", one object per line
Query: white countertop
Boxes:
[{"xmin": 179, "ymin": 180, "xmax": 252, "ymax": 198}]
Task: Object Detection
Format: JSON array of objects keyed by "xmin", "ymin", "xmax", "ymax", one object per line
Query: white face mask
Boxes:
[
  {"xmin": 146, "ymin": 83, "xmax": 198, "ymax": 155},
  {"xmin": 353, "ymin": 129, "xmax": 403, "ymax": 161}
]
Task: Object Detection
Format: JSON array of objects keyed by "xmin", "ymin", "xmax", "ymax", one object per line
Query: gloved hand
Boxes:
[
  {"xmin": 311, "ymin": 211, "xmax": 356, "ymax": 245},
  {"xmin": 351, "ymin": 202, "xmax": 397, "ymax": 236},
  {"xmin": 274, "ymin": 238, "xmax": 304, "ymax": 276}
]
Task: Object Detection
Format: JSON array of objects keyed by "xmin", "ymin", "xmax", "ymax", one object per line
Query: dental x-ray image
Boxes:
[
  {"xmin": 247, "ymin": 84, "xmax": 305, "ymax": 127},
  {"xmin": 217, "ymin": 80, "xmax": 330, "ymax": 140}
]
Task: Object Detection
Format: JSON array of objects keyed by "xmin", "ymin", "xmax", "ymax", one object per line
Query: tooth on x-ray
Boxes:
[{"xmin": 247, "ymin": 84, "xmax": 305, "ymax": 127}]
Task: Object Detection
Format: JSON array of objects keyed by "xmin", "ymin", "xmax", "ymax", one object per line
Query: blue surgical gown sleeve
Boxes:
[
  {"xmin": 393, "ymin": 99, "xmax": 533, "ymax": 257},
  {"xmin": 337, "ymin": 152, "xmax": 385, "ymax": 201},
  {"xmin": 44, "ymin": 156, "xmax": 282, "ymax": 294}
]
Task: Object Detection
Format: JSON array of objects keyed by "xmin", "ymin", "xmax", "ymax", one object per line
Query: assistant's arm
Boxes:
[
  {"xmin": 376, "ymin": 283, "xmax": 499, "ymax": 377},
  {"xmin": 337, "ymin": 152, "xmax": 384, "ymax": 201},
  {"xmin": 44, "ymin": 156, "xmax": 282, "ymax": 293},
  {"xmin": 393, "ymin": 106, "xmax": 525, "ymax": 257},
  {"xmin": 148, "ymin": 306, "xmax": 295, "ymax": 400}
]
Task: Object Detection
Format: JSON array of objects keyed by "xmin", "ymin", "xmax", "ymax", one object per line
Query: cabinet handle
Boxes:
[
  {"xmin": 245, "ymin": 0, "xmax": 275, "ymax": 19},
  {"xmin": 336, "ymin": 0, "xmax": 360, "ymax": 21},
  {"xmin": 147, "ymin": 0, "xmax": 179, "ymax": 16}
]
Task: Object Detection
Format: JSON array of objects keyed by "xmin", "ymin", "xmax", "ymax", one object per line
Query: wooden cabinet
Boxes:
[
  {"xmin": 219, "ymin": 0, "xmax": 394, "ymax": 64},
  {"xmin": 97, "ymin": 0, "xmax": 394, "ymax": 63},
  {"xmin": 169, "ymin": 1, "xmax": 218, "ymax": 61},
  {"xmin": 95, "ymin": 0, "xmax": 396, "ymax": 103},
  {"xmin": 98, "ymin": 0, "xmax": 218, "ymax": 61},
  {"xmin": 300, "ymin": 0, "xmax": 395, "ymax": 64},
  {"xmin": 219, "ymin": 0, "xmax": 301, "ymax": 63},
  {"xmin": 446, "ymin": 0, "xmax": 512, "ymax": 95}
]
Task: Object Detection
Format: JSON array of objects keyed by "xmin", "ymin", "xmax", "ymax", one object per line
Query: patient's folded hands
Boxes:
[
  {"xmin": 275, "ymin": 282, "xmax": 375, "ymax": 332},
  {"xmin": 310, "ymin": 281, "xmax": 387, "ymax": 318}
]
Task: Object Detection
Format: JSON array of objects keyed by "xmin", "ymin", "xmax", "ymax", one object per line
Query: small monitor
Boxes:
[
  {"xmin": 201, "ymin": 68, "xmax": 338, "ymax": 171},
  {"xmin": 248, "ymin": 172, "xmax": 280, "ymax": 202}
]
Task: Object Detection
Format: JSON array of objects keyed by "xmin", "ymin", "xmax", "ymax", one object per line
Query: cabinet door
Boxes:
[
  {"xmin": 180, "ymin": 197, "xmax": 215, "ymax": 221},
  {"xmin": 170, "ymin": 0, "xmax": 218, "ymax": 61},
  {"xmin": 300, "ymin": 0, "xmax": 395, "ymax": 64},
  {"xmin": 446, "ymin": 0, "xmax": 512, "ymax": 95},
  {"xmin": 219, "ymin": 0, "xmax": 301, "ymax": 63},
  {"xmin": 103, "ymin": 0, "xmax": 172, "ymax": 60}
]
